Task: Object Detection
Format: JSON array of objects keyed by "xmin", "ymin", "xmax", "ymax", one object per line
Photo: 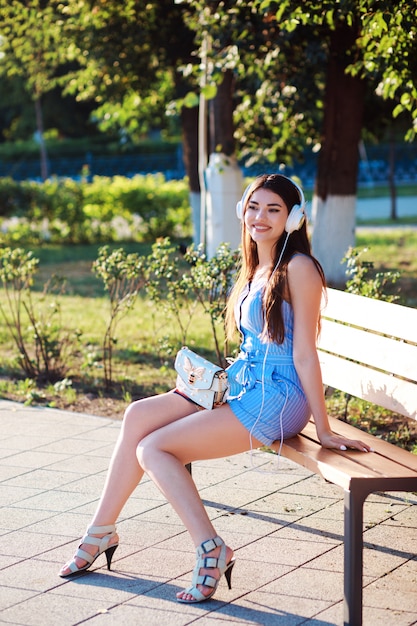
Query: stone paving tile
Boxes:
[
  {"xmin": 270, "ymin": 519, "xmax": 343, "ymax": 545},
  {"xmin": 21, "ymin": 512, "xmax": 97, "ymax": 541},
  {"xmin": 81, "ymin": 600, "xmax": 205, "ymax": 626},
  {"xmin": 235, "ymin": 535, "xmax": 334, "ymax": 569},
  {"xmin": 1, "ymin": 467, "xmax": 88, "ymax": 490},
  {"xmin": 1, "ymin": 558, "xmax": 69, "ymax": 594},
  {"xmin": 0, "ymin": 485, "xmax": 43, "ymax": 506},
  {"xmin": 54, "ymin": 472, "xmax": 109, "ymax": 495},
  {"xmin": 1, "ymin": 435, "xmax": 62, "ymax": 451},
  {"xmin": 261, "ymin": 566, "xmax": 347, "ymax": 604},
  {"xmin": 315, "ymin": 602, "xmax": 417, "ymax": 626},
  {"xmin": 0, "ymin": 400, "xmax": 416, "ymax": 626},
  {"xmin": 51, "ymin": 572, "xmax": 162, "ymax": 603},
  {"xmin": 0, "ymin": 449, "xmax": 74, "ymax": 469},
  {"xmin": 1, "ymin": 529, "xmax": 75, "ymax": 560},
  {"xmin": 280, "ymin": 474, "xmax": 342, "ymax": 500},
  {"xmin": 0, "ymin": 588, "xmax": 41, "ymax": 612},
  {"xmin": 209, "ymin": 591, "xmax": 334, "ymax": 625},
  {"xmin": 46, "ymin": 453, "xmax": 111, "ymax": 474},
  {"xmin": 0, "ymin": 507, "xmax": 55, "ymax": 532},
  {"xmin": 0, "ymin": 591, "xmax": 116, "ymax": 626},
  {"xmin": 9, "ymin": 489, "xmax": 98, "ymax": 513},
  {"xmin": 209, "ymin": 508, "xmax": 295, "ymax": 537},
  {"xmin": 35, "ymin": 437, "xmax": 113, "ymax": 456}
]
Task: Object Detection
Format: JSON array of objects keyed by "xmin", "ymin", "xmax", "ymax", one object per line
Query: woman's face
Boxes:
[{"xmin": 244, "ymin": 187, "xmax": 289, "ymax": 246}]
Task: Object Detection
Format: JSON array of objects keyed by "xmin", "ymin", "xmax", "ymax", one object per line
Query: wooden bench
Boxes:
[{"xmin": 271, "ymin": 287, "xmax": 417, "ymax": 626}]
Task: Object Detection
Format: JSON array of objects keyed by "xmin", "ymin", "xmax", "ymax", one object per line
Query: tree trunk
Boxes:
[
  {"xmin": 312, "ymin": 21, "xmax": 366, "ymax": 286},
  {"xmin": 181, "ymin": 105, "xmax": 200, "ymax": 192},
  {"xmin": 180, "ymin": 104, "xmax": 201, "ymax": 245},
  {"xmin": 209, "ymin": 69, "xmax": 235, "ymax": 156}
]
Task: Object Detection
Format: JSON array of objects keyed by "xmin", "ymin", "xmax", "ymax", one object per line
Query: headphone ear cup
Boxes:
[
  {"xmin": 236, "ymin": 199, "xmax": 243, "ymax": 220},
  {"xmin": 236, "ymin": 183, "xmax": 252, "ymax": 220},
  {"xmin": 285, "ymin": 205, "xmax": 305, "ymax": 234}
]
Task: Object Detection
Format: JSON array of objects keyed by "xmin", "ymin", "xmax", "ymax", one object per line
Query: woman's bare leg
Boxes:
[
  {"xmin": 137, "ymin": 404, "xmax": 262, "ymax": 600},
  {"xmin": 59, "ymin": 392, "xmax": 197, "ymax": 575}
]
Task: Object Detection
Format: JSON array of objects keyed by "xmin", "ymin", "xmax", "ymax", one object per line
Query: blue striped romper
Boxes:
[{"xmin": 226, "ymin": 277, "xmax": 311, "ymax": 446}]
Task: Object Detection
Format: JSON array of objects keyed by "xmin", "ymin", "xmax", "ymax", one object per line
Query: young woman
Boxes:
[{"xmin": 59, "ymin": 174, "xmax": 371, "ymax": 603}]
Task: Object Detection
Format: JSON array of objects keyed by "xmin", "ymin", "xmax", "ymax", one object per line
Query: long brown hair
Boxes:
[{"xmin": 225, "ymin": 174, "xmax": 326, "ymax": 343}]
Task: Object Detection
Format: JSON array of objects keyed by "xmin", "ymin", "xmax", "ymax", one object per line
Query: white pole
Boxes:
[{"xmin": 198, "ymin": 33, "xmax": 209, "ymax": 249}]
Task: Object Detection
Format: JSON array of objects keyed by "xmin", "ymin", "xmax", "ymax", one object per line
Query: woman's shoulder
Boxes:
[
  {"xmin": 288, "ymin": 252, "xmax": 317, "ymax": 271},
  {"xmin": 287, "ymin": 253, "xmax": 323, "ymax": 289}
]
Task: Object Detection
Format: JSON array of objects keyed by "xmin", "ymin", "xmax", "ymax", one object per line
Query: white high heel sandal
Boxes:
[
  {"xmin": 177, "ymin": 536, "xmax": 235, "ymax": 603},
  {"xmin": 59, "ymin": 524, "xmax": 118, "ymax": 577}
]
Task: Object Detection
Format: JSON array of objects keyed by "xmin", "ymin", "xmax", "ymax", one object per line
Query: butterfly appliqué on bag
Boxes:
[{"xmin": 183, "ymin": 357, "xmax": 206, "ymax": 384}]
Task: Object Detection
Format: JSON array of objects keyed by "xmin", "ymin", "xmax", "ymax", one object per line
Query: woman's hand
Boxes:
[{"xmin": 319, "ymin": 431, "xmax": 374, "ymax": 453}]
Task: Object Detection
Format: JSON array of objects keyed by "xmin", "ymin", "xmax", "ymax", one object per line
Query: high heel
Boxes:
[
  {"xmin": 59, "ymin": 524, "xmax": 118, "ymax": 578},
  {"xmin": 177, "ymin": 536, "xmax": 235, "ymax": 603}
]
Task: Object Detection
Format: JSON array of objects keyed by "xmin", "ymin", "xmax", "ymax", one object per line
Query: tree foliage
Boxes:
[
  {"xmin": 259, "ymin": 0, "xmax": 417, "ymax": 140},
  {"xmin": 177, "ymin": 0, "xmax": 417, "ymax": 166},
  {"xmin": 0, "ymin": 0, "xmax": 416, "ymax": 162}
]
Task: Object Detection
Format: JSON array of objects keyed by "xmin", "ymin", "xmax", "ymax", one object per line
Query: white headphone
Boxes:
[{"xmin": 236, "ymin": 175, "xmax": 306, "ymax": 234}]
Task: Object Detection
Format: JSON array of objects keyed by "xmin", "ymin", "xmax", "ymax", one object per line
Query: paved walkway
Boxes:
[
  {"xmin": 0, "ymin": 399, "xmax": 416, "ymax": 626},
  {"xmin": 356, "ymin": 195, "xmax": 417, "ymax": 221}
]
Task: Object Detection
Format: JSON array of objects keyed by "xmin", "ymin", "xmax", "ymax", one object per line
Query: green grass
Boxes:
[
  {"xmin": 31, "ymin": 228, "xmax": 417, "ymax": 305},
  {"xmin": 31, "ymin": 242, "xmax": 155, "ymax": 297},
  {"xmin": 355, "ymin": 229, "xmax": 417, "ymax": 306}
]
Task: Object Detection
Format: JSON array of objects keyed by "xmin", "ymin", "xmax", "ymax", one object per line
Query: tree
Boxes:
[
  {"xmin": 183, "ymin": 0, "xmax": 417, "ymax": 283},
  {"xmin": 60, "ymin": 0, "xmax": 203, "ymax": 229},
  {"xmin": 0, "ymin": 0, "xmax": 73, "ymax": 179}
]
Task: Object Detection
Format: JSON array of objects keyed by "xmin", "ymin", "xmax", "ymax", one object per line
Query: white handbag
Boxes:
[{"xmin": 174, "ymin": 347, "xmax": 229, "ymax": 410}]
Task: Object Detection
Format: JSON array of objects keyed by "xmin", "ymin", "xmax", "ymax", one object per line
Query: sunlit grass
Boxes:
[
  {"xmin": 355, "ymin": 229, "xmax": 417, "ymax": 306},
  {"xmin": 0, "ymin": 228, "xmax": 415, "ymax": 451}
]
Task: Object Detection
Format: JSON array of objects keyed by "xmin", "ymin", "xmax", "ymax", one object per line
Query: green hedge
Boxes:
[
  {"xmin": 0, "ymin": 137, "xmax": 181, "ymax": 160},
  {"xmin": 0, "ymin": 174, "xmax": 191, "ymax": 245}
]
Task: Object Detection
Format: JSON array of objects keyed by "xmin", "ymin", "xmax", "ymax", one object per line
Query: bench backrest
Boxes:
[{"xmin": 318, "ymin": 288, "xmax": 417, "ymax": 421}]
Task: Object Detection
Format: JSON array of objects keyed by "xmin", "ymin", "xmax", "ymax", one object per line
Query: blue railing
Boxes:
[{"xmin": 1, "ymin": 144, "xmax": 416, "ymax": 186}]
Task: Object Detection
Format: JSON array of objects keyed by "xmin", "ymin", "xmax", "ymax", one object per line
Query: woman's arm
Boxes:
[{"xmin": 287, "ymin": 255, "xmax": 372, "ymax": 452}]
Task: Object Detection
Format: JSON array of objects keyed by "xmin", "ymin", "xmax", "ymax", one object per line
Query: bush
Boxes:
[
  {"xmin": 0, "ymin": 174, "xmax": 192, "ymax": 245},
  {"xmin": 0, "ymin": 247, "xmax": 81, "ymax": 382}
]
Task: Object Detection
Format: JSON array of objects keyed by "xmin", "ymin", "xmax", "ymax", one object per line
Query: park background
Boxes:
[{"xmin": 0, "ymin": 1, "xmax": 416, "ymax": 451}]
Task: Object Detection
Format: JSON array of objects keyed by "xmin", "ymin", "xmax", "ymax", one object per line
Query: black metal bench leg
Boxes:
[{"xmin": 344, "ymin": 487, "xmax": 366, "ymax": 626}]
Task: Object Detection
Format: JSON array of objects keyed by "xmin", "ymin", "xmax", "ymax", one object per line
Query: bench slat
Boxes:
[
  {"xmin": 301, "ymin": 419, "xmax": 417, "ymax": 472},
  {"xmin": 276, "ymin": 422, "xmax": 417, "ymax": 492},
  {"xmin": 278, "ymin": 437, "xmax": 375, "ymax": 491},
  {"xmin": 323, "ymin": 288, "xmax": 417, "ymax": 344},
  {"xmin": 281, "ymin": 423, "xmax": 417, "ymax": 479},
  {"xmin": 319, "ymin": 351, "xmax": 417, "ymax": 420},
  {"xmin": 319, "ymin": 319, "xmax": 417, "ymax": 382}
]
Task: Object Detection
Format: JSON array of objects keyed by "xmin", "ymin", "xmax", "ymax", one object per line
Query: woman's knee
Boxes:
[
  {"xmin": 136, "ymin": 434, "xmax": 157, "ymax": 471},
  {"xmin": 121, "ymin": 399, "xmax": 148, "ymax": 439}
]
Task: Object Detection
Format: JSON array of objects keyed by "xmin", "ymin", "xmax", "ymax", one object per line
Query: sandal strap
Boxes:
[
  {"xmin": 196, "ymin": 574, "xmax": 217, "ymax": 589},
  {"xmin": 79, "ymin": 524, "xmax": 117, "ymax": 553},
  {"xmin": 203, "ymin": 556, "xmax": 218, "ymax": 569},
  {"xmin": 180, "ymin": 585, "xmax": 206, "ymax": 602},
  {"xmin": 87, "ymin": 524, "xmax": 116, "ymax": 535},
  {"xmin": 73, "ymin": 547, "xmax": 96, "ymax": 566},
  {"xmin": 196, "ymin": 536, "xmax": 223, "ymax": 557}
]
